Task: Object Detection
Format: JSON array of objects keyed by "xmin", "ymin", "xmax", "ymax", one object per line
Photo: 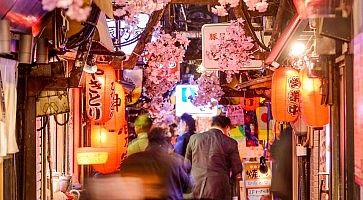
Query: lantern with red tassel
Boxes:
[
  {"xmin": 300, "ymin": 68, "xmax": 329, "ymax": 128},
  {"xmin": 86, "ymin": 64, "xmax": 116, "ymax": 123},
  {"xmin": 91, "ymin": 125, "xmax": 128, "ymax": 174},
  {"xmin": 271, "ymin": 66, "xmax": 300, "ymax": 122}
]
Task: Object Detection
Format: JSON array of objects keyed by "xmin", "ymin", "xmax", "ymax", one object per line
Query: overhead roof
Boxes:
[{"xmin": 0, "ymin": 0, "xmax": 47, "ymax": 35}]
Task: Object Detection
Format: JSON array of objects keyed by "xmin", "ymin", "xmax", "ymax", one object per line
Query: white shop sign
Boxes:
[{"xmin": 201, "ymin": 23, "xmax": 263, "ymax": 71}]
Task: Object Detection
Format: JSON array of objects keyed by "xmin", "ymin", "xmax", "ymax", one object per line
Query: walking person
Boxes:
[
  {"xmin": 127, "ymin": 114, "xmax": 152, "ymax": 156},
  {"xmin": 185, "ymin": 115, "xmax": 242, "ymax": 200},
  {"xmin": 175, "ymin": 113, "xmax": 196, "ymax": 157},
  {"xmin": 121, "ymin": 127, "xmax": 193, "ymax": 199},
  {"xmin": 270, "ymin": 125, "xmax": 293, "ymax": 200}
]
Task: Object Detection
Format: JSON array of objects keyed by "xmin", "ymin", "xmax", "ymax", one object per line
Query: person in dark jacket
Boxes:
[
  {"xmin": 270, "ymin": 125, "xmax": 293, "ymax": 200},
  {"xmin": 175, "ymin": 113, "xmax": 196, "ymax": 157},
  {"xmin": 185, "ymin": 115, "xmax": 242, "ymax": 200},
  {"xmin": 121, "ymin": 127, "xmax": 192, "ymax": 200}
]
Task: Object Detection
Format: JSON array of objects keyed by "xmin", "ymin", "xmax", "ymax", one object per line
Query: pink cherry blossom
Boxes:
[
  {"xmin": 206, "ymin": 18, "xmax": 254, "ymax": 83},
  {"xmin": 212, "ymin": 5, "xmax": 228, "ymax": 16},
  {"xmin": 143, "ymin": 32, "xmax": 189, "ymax": 121},
  {"xmin": 212, "ymin": 0, "xmax": 240, "ymax": 16},
  {"xmin": 41, "ymin": 0, "xmax": 91, "ymax": 22},
  {"xmin": 192, "ymin": 71, "xmax": 224, "ymax": 107},
  {"xmin": 256, "ymin": 0, "xmax": 269, "ymax": 12},
  {"xmin": 145, "ymin": 98, "xmax": 176, "ymax": 126},
  {"xmin": 244, "ymin": 0, "xmax": 269, "ymax": 12},
  {"xmin": 42, "ymin": 0, "xmax": 57, "ymax": 11},
  {"xmin": 113, "ymin": 0, "xmax": 171, "ymax": 26},
  {"xmin": 56, "ymin": 0, "xmax": 72, "ymax": 8},
  {"xmin": 66, "ymin": 4, "xmax": 91, "ymax": 22}
]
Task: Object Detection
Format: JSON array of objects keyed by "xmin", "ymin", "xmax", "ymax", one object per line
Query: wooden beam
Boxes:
[
  {"xmin": 268, "ymin": 0, "xmax": 288, "ymax": 47},
  {"xmin": 171, "ymin": 0, "xmax": 218, "ymax": 4},
  {"xmin": 231, "ymin": 2, "xmax": 270, "ymax": 51},
  {"xmin": 24, "ymin": 96, "xmax": 36, "ymax": 200},
  {"xmin": 122, "ymin": 9, "xmax": 165, "ymax": 69}
]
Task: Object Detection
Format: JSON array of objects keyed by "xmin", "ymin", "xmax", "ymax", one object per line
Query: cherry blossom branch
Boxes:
[
  {"xmin": 192, "ymin": 71, "xmax": 224, "ymax": 107},
  {"xmin": 42, "ymin": 0, "xmax": 91, "ymax": 21},
  {"xmin": 206, "ymin": 18, "xmax": 254, "ymax": 83}
]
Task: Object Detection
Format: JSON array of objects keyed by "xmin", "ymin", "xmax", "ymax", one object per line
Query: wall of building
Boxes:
[{"xmin": 353, "ymin": 0, "xmax": 363, "ymax": 198}]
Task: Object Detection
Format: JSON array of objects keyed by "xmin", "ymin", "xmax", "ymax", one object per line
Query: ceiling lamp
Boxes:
[
  {"xmin": 290, "ymin": 42, "xmax": 306, "ymax": 57},
  {"xmin": 83, "ymin": 64, "xmax": 98, "ymax": 74}
]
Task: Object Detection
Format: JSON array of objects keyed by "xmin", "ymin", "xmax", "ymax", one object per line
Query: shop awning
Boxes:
[{"xmin": 265, "ymin": 14, "xmax": 309, "ymax": 66}]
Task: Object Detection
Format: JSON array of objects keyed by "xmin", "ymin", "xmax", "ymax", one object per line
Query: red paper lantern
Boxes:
[
  {"xmin": 271, "ymin": 67, "xmax": 300, "ymax": 122},
  {"xmin": 91, "ymin": 125, "xmax": 128, "ymax": 174},
  {"xmin": 300, "ymin": 68, "xmax": 329, "ymax": 128},
  {"xmin": 240, "ymin": 97, "xmax": 260, "ymax": 111},
  {"xmin": 86, "ymin": 64, "xmax": 116, "ymax": 123},
  {"xmin": 104, "ymin": 83, "xmax": 126, "ymax": 133}
]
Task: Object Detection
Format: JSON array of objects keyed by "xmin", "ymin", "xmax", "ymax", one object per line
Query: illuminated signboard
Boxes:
[{"xmin": 175, "ymin": 85, "xmax": 218, "ymax": 117}]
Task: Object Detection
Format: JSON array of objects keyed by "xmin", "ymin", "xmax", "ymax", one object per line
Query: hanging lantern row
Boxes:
[{"xmin": 271, "ymin": 66, "xmax": 329, "ymax": 128}]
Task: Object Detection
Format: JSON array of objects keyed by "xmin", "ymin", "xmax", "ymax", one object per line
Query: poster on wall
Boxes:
[
  {"xmin": 256, "ymin": 106, "xmax": 272, "ymax": 141},
  {"xmin": 226, "ymin": 105, "xmax": 245, "ymax": 125}
]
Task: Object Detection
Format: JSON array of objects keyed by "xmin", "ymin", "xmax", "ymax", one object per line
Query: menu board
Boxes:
[{"xmin": 243, "ymin": 161, "xmax": 272, "ymax": 200}]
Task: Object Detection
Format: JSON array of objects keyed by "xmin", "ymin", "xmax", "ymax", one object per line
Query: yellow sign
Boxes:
[{"xmin": 243, "ymin": 161, "xmax": 271, "ymax": 188}]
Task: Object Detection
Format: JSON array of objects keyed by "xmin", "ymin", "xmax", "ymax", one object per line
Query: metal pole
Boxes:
[{"xmin": 329, "ymin": 56, "xmax": 340, "ymax": 200}]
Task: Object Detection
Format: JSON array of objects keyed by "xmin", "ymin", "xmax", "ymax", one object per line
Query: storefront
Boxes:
[{"xmin": 0, "ymin": 0, "xmax": 362, "ymax": 199}]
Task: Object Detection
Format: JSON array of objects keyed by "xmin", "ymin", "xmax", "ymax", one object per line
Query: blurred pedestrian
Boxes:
[
  {"xmin": 121, "ymin": 127, "xmax": 193, "ymax": 200},
  {"xmin": 185, "ymin": 115, "xmax": 242, "ymax": 200},
  {"xmin": 175, "ymin": 113, "xmax": 196, "ymax": 157},
  {"xmin": 127, "ymin": 114, "xmax": 152, "ymax": 156},
  {"xmin": 169, "ymin": 123, "xmax": 178, "ymax": 146},
  {"xmin": 270, "ymin": 125, "xmax": 292, "ymax": 200}
]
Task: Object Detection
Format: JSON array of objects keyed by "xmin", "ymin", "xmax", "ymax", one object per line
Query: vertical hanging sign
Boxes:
[
  {"xmin": 287, "ymin": 75, "xmax": 301, "ymax": 117},
  {"xmin": 86, "ymin": 64, "xmax": 116, "ymax": 123},
  {"xmin": 202, "ymin": 23, "xmax": 230, "ymax": 70}
]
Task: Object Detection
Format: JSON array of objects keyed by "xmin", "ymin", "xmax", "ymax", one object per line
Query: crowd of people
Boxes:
[
  {"xmin": 83, "ymin": 113, "xmax": 291, "ymax": 200},
  {"xmin": 121, "ymin": 113, "xmax": 242, "ymax": 200}
]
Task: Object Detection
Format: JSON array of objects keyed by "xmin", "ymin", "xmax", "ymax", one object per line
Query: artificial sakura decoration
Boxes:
[
  {"xmin": 144, "ymin": 32, "xmax": 189, "ymax": 98},
  {"xmin": 192, "ymin": 71, "xmax": 224, "ymax": 107},
  {"xmin": 206, "ymin": 18, "xmax": 254, "ymax": 83},
  {"xmin": 143, "ymin": 97, "xmax": 176, "ymax": 127},
  {"xmin": 41, "ymin": 0, "xmax": 91, "ymax": 21},
  {"xmin": 142, "ymin": 32, "xmax": 189, "ymax": 124},
  {"xmin": 114, "ymin": 0, "xmax": 171, "ymax": 25},
  {"xmin": 211, "ymin": 0, "xmax": 239, "ymax": 16},
  {"xmin": 244, "ymin": 0, "xmax": 269, "ymax": 12}
]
